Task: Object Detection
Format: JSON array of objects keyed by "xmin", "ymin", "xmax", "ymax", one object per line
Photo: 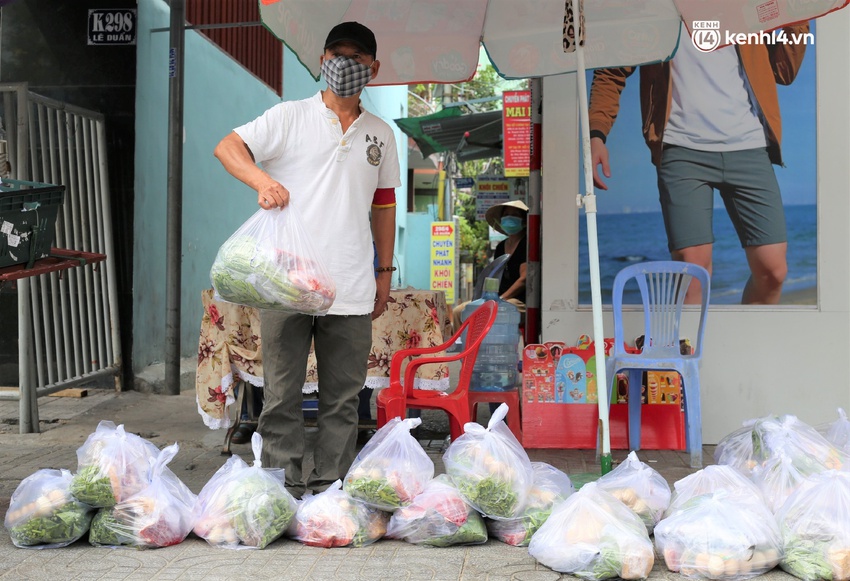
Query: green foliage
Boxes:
[{"xmin": 9, "ymin": 503, "xmax": 93, "ymax": 547}]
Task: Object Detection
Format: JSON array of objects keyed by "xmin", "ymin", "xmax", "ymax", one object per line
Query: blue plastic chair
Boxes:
[{"xmin": 605, "ymin": 261, "xmax": 710, "ymax": 468}]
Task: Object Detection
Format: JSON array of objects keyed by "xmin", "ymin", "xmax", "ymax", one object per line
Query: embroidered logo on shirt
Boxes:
[{"xmin": 365, "ymin": 135, "xmax": 384, "ymax": 166}]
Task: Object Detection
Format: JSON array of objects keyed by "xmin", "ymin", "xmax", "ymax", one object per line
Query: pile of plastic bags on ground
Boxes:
[{"xmin": 8, "ymin": 406, "xmax": 850, "ymax": 581}]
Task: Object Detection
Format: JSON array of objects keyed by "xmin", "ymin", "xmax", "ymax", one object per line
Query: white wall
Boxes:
[{"xmin": 540, "ymin": 9, "xmax": 850, "ymax": 443}]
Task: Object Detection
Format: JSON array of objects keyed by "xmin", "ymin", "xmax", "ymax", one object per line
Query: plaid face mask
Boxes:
[{"xmin": 321, "ymin": 56, "xmax": 373, "ymax": 98}]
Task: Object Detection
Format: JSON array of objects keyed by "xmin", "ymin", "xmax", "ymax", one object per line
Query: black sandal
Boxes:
[{"xmin": 230, "ymin": 422, "xmax": 256, "ymax": 445}]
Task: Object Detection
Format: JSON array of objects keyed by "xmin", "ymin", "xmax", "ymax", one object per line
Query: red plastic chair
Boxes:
[
  {"xmin": 376, "ymin": 301, "xmax": 498, "ymax": 442},
  {"xmin": 469, "ymin": 390, "xmax": 522, "ymax": 443}
]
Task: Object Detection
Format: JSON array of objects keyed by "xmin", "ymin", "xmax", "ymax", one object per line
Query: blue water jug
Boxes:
[{"xmin": 462, "ymin": 277, "xmax": 521, "ymax": 392}]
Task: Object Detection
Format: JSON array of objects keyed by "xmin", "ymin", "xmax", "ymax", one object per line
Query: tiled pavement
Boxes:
[{"xmin": 0, "ymin": 388, "xmax": 796, "ymax": 581}]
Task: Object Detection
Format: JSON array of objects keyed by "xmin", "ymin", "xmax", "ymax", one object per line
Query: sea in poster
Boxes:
[{"xmin": 578, "ymin": 204, "xmax": 816, "ymax": 306}]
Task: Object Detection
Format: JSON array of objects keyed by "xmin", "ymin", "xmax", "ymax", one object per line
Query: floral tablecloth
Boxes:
[{"xmin": 196, "ymin": 287, "xmax": 453, "ymax": 429}]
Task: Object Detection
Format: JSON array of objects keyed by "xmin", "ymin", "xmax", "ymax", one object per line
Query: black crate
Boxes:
[{"xmin": 0, "ymin": 179, "xmax": 65, "ymax": 269}]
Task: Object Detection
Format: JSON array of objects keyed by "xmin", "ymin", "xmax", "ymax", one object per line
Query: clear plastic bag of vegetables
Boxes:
[
  {"xmin": 443, "ymin": 403, "xmax": 534, "ymax": 520},
  {"xmin": 664, "ymin": 465, "xmax": 766, "ymax": 519},
  {"xmin": 714, "ymin": 418, "xmax": 763, "ymax": 476},
  {"xmin": 818, "ymin": 408, "xmax": 850, "ymax": 455},
  {"xmin": 386, "ymin": 474, "xmax": 487, "ymax": 547},
  {"xmin": 752, "ymin": 452, "xmax": 827, "ymax": 514},
  {"xmin": 751, "ymin": 414, "xmax": 846, "ymax": 473},
  {"xmin": 654, "ymin": 490, "xmax": 783, "ymax": 580},
  {"xmin": 287, "ymin": 480, "xmax": 389, "ymax": 548},
  {"xmin": 596, "ymin": 451, "xmax": 670, "ymax": 534},
  {"xmin": 343, "ymin": 417, "xmax": 434, "ymax": 511},
  {"xmin": 487, "ymin": 462, "xmax": 574, "ymax": 547},
  {"xmin": 193, "ymin": 433, "xmax": 297, "ymax": 550},
  {"xmin": 5, "ymin": 469, "xmax": 94, "ymax": 549},
  {"xmin": 69, "ymin": 420, "xmax": 161, "ymax": 508},
  {"xmin": 777, "ymin": 470, "xmax": 850, "ymax": 581},
  {"xmin": 528, "ymin": 481, "xmax": 655, "ymax": 580},
  {"xmin": 210, "ymin": 204, "xmax": 335, "ymax": 315},
  {"xmin": 88, "ymin": 443, "xmax": 197, "ymax": 548}
]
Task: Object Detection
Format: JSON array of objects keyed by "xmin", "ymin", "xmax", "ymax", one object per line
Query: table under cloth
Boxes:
[{"xmin": 196, "ymin": 287, "xmax": 453, "ymax": 429}]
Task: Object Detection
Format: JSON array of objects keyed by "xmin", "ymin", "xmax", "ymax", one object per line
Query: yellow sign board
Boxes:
[{"xmin": 430, "ymin": 221, "xmax": 455, "ymax": 304}]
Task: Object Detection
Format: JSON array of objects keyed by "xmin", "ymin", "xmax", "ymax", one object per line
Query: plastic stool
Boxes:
[{"xmin": 469, "ymin": 389, "xmax": 522, "ymax": 443}]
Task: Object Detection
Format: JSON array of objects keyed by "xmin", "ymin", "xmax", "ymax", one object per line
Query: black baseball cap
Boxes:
[{"xmin": 324, "ymin": 21, "xmax": 377, "ymax": 57}]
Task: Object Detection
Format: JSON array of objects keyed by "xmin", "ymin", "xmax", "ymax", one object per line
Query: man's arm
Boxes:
[
  {"xmin": 213, "ymin": 132, "xmax": 289, "ymax": 208},
  {"xmin": 371, "ymin": 204, "xmax": 396, "ymax": 320},
  {"xmin": 768, "ymin": 23, "xmax": 810, "ymax": 85},
  {"xmin": 588, "ymin": 67, "xmax": 634, "ymax": 190}
]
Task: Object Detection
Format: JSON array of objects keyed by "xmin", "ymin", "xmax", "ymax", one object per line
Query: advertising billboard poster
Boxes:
[
  {"xmin": 502, "ymin": 90, "xmax": 531, "ymax": 177},
  {"xmin": 430, "ymin": 222, "xmax": 455, "ymax": 304},
  {"xmin": 475, "ymin": 176, "xmax": 511, "ymax": 220}
]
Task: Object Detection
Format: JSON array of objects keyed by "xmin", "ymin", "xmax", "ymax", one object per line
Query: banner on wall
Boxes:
[
  {"xmin": 430, "ymin": 222, "xmax": 456, "ymax": 304},
  {"xmin": 502, "ymin": 90, "xmax": 531, "ymax": 177},
  {"xmin": 475, "ymin": 176, "xmax": 529, "ymax": 220}
]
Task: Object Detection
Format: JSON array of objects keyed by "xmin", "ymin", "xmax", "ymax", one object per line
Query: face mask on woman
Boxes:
[
  {"xmin": 500, "ymin": 216, "xmax": 524, "ymax": 235},
  {"xmin": 321, "ymin": 56, "xmax": 374, "ymax": 98}
]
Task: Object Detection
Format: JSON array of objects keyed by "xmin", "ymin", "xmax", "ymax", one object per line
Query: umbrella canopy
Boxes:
[
  {"xmin": 395, "ymin": 108, "xmax": 503, "ymax": 162},
  {"xmin": 259, "ymin": 0, "xmax": 684, "ymax": 85}
]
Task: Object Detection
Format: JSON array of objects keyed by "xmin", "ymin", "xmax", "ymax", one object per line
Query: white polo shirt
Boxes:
[{"xmin": 234, "ymin": 92, "xmax": 401, "ymax": 315}]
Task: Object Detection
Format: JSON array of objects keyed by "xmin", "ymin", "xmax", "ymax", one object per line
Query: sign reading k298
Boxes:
[{"xmin": 88, "ymin": 9, "xmax": 137, "ymax": 46}]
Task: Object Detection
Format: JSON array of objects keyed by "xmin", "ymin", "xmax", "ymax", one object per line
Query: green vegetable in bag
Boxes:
[{"xmin": 9, "ymin": 502, "xmax": 93, "ymax": 547}]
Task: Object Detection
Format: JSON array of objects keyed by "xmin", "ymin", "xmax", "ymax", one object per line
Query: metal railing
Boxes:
[{"xmin": 0, "ymin": 83, "xmax": 122, "ymax": 433}]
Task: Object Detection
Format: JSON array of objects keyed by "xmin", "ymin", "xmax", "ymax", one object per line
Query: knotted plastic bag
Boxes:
[
  {"xmin": 5, "ymin": 469, "xmax": 94, "ymax": 549},
  {"xmin": 210, "ymin": 204, "xmax": 335, "ymax": 314},
  {"xmin": 69, "ymin": 420, "xmax": 160, "ymax": 508},
  {"xmin": 443, "ymin": 403, "xmax": 533, "ymax": 520},
  {"xmin": 751, "ymin": 415, "xmax": 847, "ymax": 472},
  {"xmin": 193, "ymin": 432, "xmax": 297, "ymax": 549},
  {"xmin": 528, "ymin": 481, "xmax": 655, "ymax": 580},
  {"xmin": 88, "ymin": 443, "xmax": 197, "ymax": 548},
  {"xmin": 343, "ymin": 417, "xmax": 434, "ymax": 511},
  {"xmin": 487, "ymin": 462, "xmax": 574, "ymax": 546},
  {"xmin": 777, "ymin": 470, "xmax": 850, "ymax": 581},
  {"xmin": 664, "ymin": 465, "xmax": 766, "ymax": 519},
  {"xmin": 386, "ymin": 474, "xmax": 487, "ymax": 547},
  {"xmin": 818, "ymin": 408, "xmax": 850, "ymax": 455},
  {"xmin": 655, "ymin": 490, "xmax": 783, "ymax": 580},
  {"xmin": 287, "ymin": 480, "xmax": 389, "ymax": 548},
  {"xmin": 596, "ymin": 451, "xmax": 671, "ymax": 534}
]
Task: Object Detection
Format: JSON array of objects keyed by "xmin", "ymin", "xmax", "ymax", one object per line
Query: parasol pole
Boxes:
[{"xmin": 572, "ymin": 0, "xmax": 612, "ymax": 474}]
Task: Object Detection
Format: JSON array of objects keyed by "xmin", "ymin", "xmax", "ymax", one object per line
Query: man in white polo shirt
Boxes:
[
  {"xmin": 213, "ymin": 21, "xmax": 400, "ymax": 498},
  {"xmin": 589, "ymin": 23, "xmax": 809, "ymax": 305}
]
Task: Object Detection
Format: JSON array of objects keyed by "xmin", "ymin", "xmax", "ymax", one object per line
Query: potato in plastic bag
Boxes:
[
  {"xmin": 386, "ymin": 474, "xmax": 487, "ymax": 547},
  {"xmin": 193, "ymin": 433, "xmax": 297, "ymax": 549},
  {"xmin": 818, "ymin": 408, "xmax": 850, "ymax": 456},
  {"xmin": 596, "ymin": 451, "xmax": 670, "ymax": 534},
  {"xmin": 210, "ymin": 205, "xmax": 335, "ymax": 315},
  {"xmin": 528, "ymin": 481, "xmax": 654, "ymax": 580},
  {"xmin": 5, "ymin": 469, "xmax": 94, "ymax": 549},
  {"xmin": 443, "ymin": 404, "xmax": 533, "ymax": 520},
  {"xmin": 70, "ymin": 420, "xmax": 161, "ymax": 508},
  {"xmin": 288, "ymin": 480, "xmax": 389, "ymax": 548},
  {"xmin": 344, "ymin": 417, "xmax": 434, "ymax": 511},
  {"xmin": 88, "ymin": 443, "xmax": 197, "ymax": 548},
  {"xmin": 664, "ymin": 465, "xmax": 765, "ymax": 519},
  {"xmin": 777, "ymin": 470, "xmax": 850, "ymax": 581},
  {"xmin": 655, "ymin": 490, "xmax": 783, "ymax": 580},
  {"xmin": 487, "ymin": 461, "xmax": 573, "ymax": 546}
]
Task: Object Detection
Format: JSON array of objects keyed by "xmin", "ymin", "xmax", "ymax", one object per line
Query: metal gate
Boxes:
[{"xmin": 0, "ymin": 83, "xmax": 122, "ymax": 433}]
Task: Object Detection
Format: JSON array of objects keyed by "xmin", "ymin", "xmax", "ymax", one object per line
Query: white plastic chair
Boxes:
[{"xmin": 605, "ymin": 261, "xmax": 710, "ymax": 468}]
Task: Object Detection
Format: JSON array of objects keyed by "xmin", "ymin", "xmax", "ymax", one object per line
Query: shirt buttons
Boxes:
[
  {"xmin": 340, "ymin": 140, "xmax": 347, "ymax": 146},
  {"xmin": 331, "ymin": 119, "xmax": 338, "ymax": 125}
]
